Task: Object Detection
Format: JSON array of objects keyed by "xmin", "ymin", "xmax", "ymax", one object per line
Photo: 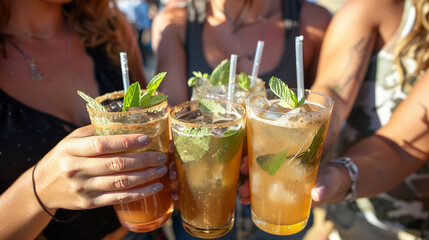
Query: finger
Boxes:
[
  {"xmin": 68, "ymin": 125, "xmax": 96, "ymax": 138},
  {"xmin": 86, "ymin": 166, "xmax": 168, "ymax": 192},
  {"xmin": 83, "ymin": 152, "xmax": 168, "ymax": 176},
  {"xmin": 241, "ymin": 156, "xmax": 249, "ymax": 175},
  {"xmin": 311, "ymin": 182, "xmax": 326, "ymax": 204},
  {"xmin": 92, "ymin": 182, "xmax": 165, "ymax": 207},
  {"xmin": 238, "ymin": 180, "xmax": 251, "ymax": 205},
  {"xmin": 65, "ymin": 134, "xmax": 150, "ymax": 157},
  {"xmin": 169, "ymin": 161, "xmax": 177, "ymax": 181}
]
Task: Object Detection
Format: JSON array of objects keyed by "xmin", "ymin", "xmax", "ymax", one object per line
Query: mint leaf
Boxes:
[
  {"xmin": 139, "ymin": 95, "xmax": 168, "ymax": 108},
  {"xmin": 174, "ymin": 127, "xmax": 211, "ymax": 162},
  {"xmin": 199, "ymin": 99, "xmax": 226, "ymax": 115},
  {"xmin": 269, "ymin": 77, "xmax": 299, "ymax": 109},
  {"xmin": 215, "ymin": 128, "xmax": 244, "ymax": 164},
  {"xmin": 296, "ymin": 124, "xmax": 327, "ymax": 165},
  {"xmin": 77, "ymin": 90, "xmax": 107, "ymax": 112},
  {"xmin": 210, "ymin": 59, "xmax": 230, "ymax": 86},
  {"xmin": 256, "ymin": 150, "xmax": 288, "ymax": 176},
  {"xmin": 237, "ymin": 72, "xmax": 250, "ymax": 91},
  {"xmin": 140, "ymin": 72, "xmax": 166, "ymax": 105},
  {"xmin": 188, "ymin": 76, "xmax": 198, "ymax": 87},
  {"xmin": 122, "ymin": 82, "xmax": 142, "ymax": 111}
]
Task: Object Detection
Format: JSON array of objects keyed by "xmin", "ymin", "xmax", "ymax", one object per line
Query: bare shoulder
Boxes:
[
  {"xmin": 300, "ymin": 1, "xmax": 332, "ymax": 31},
  {"xmin": 152, "ymin": 5, "xmax": 187, "ymax": 51}
]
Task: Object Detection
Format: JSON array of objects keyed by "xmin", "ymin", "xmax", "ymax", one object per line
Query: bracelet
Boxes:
[
  {"xmin": 331, "ymin": 157, "xmax": 359, "ymax": 202},
  {"xmin": 32, "ymin": 162, "xmax": 80, "ymax": 223}
]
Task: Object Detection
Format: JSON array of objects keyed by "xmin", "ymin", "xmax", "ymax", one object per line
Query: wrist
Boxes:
[{"xmin": 330, "ymin": 157, "xmax": 358, "ymax": 202}]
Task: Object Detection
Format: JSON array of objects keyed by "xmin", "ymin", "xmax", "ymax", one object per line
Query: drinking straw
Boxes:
[
  {"xmin": 295, "ymin": 36, "xmax": 304, "ymax": 101},
  {"xmin": 120, "ymin": 52, "xmax": 130, "ymax": 93},
  {"xmin": 250, "ymin": 40, "xmax": 265, "ymax": 87},
  {"xmin": 227, "ymin": 54, "xmax": 238, "ymax": 111}
]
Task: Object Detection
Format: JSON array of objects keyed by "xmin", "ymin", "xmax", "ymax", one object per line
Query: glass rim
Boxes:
[
  {"xmin": 169, "ymin": 99, "xmax": 246, "ymax": 129},
  {"xmin": 193, "ymin": 76, "xmax": 265, "ymax": 98},
  {"xmin": 86, "ymin": 90, "xmax": 168, "ymax": 116},
  {"xmin": 245, "ymin": 89, "xmax": 334, "ymax": 116}
]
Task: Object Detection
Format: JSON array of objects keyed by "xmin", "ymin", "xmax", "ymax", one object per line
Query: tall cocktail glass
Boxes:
[
  {"xmin": 246, "ymin": 89, "xmax": 333, "ymax": 235},
  {"xmin": 170, "ymin": 99, "xmax": 246, "ymax": 238},
  {"xmin": 86, "ymin": 90, "xmax": 173, "ymax": 232}
]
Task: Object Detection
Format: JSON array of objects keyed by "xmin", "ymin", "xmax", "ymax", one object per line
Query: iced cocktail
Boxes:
[
  {"xmin": 246, "ymin": 86, "xmax": 333, "ymax": 235},
  {"xmin": 170, "ymin": 99, "xmax": 246, "ymax": 238}
]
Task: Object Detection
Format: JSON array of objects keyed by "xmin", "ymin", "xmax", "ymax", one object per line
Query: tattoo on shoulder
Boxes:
[{"xmin": 333, "ymin": 37, "xmax": 373, "ymax": 95}]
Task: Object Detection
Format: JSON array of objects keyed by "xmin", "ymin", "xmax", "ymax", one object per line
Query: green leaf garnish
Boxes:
[
  {"xmin": 199, "ymin": 99, "xmax": 226, "ymax": 115},
  {"xmin": 122, "ymin": 82, "xmax": 142, "ymax": 111},
  {"xmin": 77, "ymin": 90, "xmax": 107, "ymax": 112},
  {"xmin": 215, "ymin": 128, "xmax": 244, "ymax": 163},
  {"xmin": 139, "ymin": 95, "xmax": 168, "ymax": 108},
  {"xmin": 237, "ymin": 72, "xmax": 250, "ymax": 91},
  {"xmin": 188, "ymin": 71, "xmax": 208, "ymax": 87},
  {"xmin": 122, "ymin": 72, "xmax": 167, "ymax": 111},
  {"xmin": 140, "ymin": 72, "xmax": 167, "ymax": 105},
  {"xmin": 210, "ymin": 59, "xmax": 230, "ymax": 86},
  {"xmin": 174, "ymin": 127, "xmax": 211, "ymax": 162},
  {"xmin": 295, "ymin": 124, "xmax": 327, "ymax": 165},
  {"xmin": 256, "ymin": 150, "xmax": 288, "ymax": 176},
  {"xmin": 269, "ymin": 76, "xmax": 301, "ymax": 109}
]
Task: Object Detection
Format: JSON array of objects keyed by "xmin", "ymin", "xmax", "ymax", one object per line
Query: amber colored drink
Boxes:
[
  {"xmin": 246, "ymin": 89, "xmax": 333, "ymax": 235},
  {"xmin": 170, "ymin": 100, "xmax": 246, "ymax": 238},
  {"xmin": 86, "ymin": 91, "xmax": 173, "ymax": 232}
]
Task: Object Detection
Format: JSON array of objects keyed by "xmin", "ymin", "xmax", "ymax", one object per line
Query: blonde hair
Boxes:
[
  {"xmin": 0, "ymin": 0, "xmax": 132, "ymax": 65},
  {"xmin": 394, "ymin": 0, "xmax": 429, "ymax": 87}
]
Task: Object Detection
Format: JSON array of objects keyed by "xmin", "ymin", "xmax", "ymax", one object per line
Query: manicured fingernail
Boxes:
[
  {"xmin": 157, "ymin": 154, "xmax": 167, "ymax": 164},
  {"xmin": 156, "ymin": 166, "xmax": 167, "ymax": 175},
  {"xmin": 152, "ymin": 183, "xmax": 163, "ymax": 193},
  {"xmin": 137, "ymin": 136, "xmax": 150, "ymax": 146}
]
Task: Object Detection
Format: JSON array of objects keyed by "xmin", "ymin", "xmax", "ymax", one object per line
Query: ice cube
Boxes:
[
  {"xmin": 102, "ymin": 99, "xmax": 123, "ymax": 112},
  {"xmin": 177, "ymin": 110, "xmax": 205, "ymax": 123},
  {"xmin": 255, "ymin": 96, "xmax": 271, "ymax": 109},
  {"xmin": 207, "ymin": 85, "xmax": 227, "ymax": 96},
  {"xmin": 268, "ymin": 182, "xmax": 298, "ymax": 204},
  {"xmin": 288, "ymin": 103, "xmax": 316, "ymax": 114}
]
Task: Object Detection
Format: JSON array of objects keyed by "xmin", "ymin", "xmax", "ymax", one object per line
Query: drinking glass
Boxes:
[{"xmin": 246, "ymin": 89, "xmax": 334, "ymax": 235}]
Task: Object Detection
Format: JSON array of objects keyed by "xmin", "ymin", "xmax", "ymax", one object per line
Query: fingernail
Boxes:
[
  {"xmin": 156, "ymin": 166, "xmax": 167, "ymax": 175},
  {"xmin": 152, "ymin": 183, "xmax": 163, "ymax": 193},
  {"xmin": 137, "ymin": 136, "xmax": 150, "ymax": 146},
  {"xmin": 157, "ymin": 154, "xmax": 167, "ymax": 164}
]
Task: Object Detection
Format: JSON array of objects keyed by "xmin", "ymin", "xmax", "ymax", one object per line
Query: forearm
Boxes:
[
  {"xmin": 333, "ymin": 135, "xmax": 423, "ymax": 200},
  {"xmin": 0, "ymin": 167, "xmax": 53, "ymax": 240}
]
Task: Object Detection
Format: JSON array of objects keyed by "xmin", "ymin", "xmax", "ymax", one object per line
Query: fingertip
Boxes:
[
  {"xmin": 311, "ymin": 184, "xmax": 326, "ymax": 203},
  {"xmin": 137, "ymin": 135, "xmax": 150, "ymax": 146}
]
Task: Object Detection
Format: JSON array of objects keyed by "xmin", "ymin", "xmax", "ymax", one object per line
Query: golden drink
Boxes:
[
  {"xmin": 86, "ymin": 91, "xmax": 173, "ymax": 232},
  {"xmin": 246, "ymin": 89, "xmax": 333, "ymax": 235},
  {"xmin": 170, "ymin": 100, "xmax": 246, "ymax": 238}
]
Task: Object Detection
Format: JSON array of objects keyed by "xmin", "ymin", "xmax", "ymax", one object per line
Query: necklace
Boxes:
[
  {"xmin": 7, "ymin": 27, "xmax": 71, "ymax": 82},
  {"xmin": 8, "ymin": 41, "xmax": 43, "ymax": 82}
]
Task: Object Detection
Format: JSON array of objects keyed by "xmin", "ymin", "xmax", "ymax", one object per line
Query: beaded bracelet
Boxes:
[{"xmin": 32, "ymin": 162, "xmax": 81, "ymax": 223}]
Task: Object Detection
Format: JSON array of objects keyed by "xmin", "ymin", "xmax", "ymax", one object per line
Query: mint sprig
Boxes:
[
  {"xmin": 77, "ymin": 90, "xmax": 107, "ymax": 112},
  {"xmin": 294, "ymin": 124, "xmax": 327, "ymax": 165},
  {"xmin": 269, "ymin": 77, "xmax": 304, "ymax": 109},
  {"xmin": 199, "ymin": 99, "xmax": 226, "ymax": 115},
  {"xmin": 210, "ymin": 59, "xmax": 230, "ymax": 86},
  {"xmin": 174, "ymin": 127, "xmax": 211, "ymax": 162},
  {"xmin": 256, "ymin": 150, "xmax": 288, "ymax": 176},
  {"xmin": 188, "ymin": 71, "xmax": 209, "ymax": 87},
  {"xmin": 122, "ymin": 72, "xmax": 167, "ymax": 111},
  {"xmin": 215, "ymin": 128, "xmax": 244, "ymax": 163},
  {"xmin": 237, "ymin": 72, "xmax": 250, "ymax": 91}
]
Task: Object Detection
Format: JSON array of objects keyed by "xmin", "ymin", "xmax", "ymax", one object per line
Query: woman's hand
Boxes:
[{"xmin": 33, "ymin": 125, "xmax": 169, "ymax": 212}]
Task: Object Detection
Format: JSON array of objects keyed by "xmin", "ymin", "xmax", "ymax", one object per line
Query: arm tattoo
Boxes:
[{"xmin": 333, "ymin": 37, "xmax": 373, "ymax": 95}]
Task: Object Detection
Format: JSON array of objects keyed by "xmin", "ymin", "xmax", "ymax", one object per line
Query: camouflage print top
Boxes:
[{"xmin": 336, "ymin": 0, "xmax": 429, "ymax": 237}]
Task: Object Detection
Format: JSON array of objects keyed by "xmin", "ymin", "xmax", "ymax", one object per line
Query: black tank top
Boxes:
[
  {"xmin": 0, "ymin": 46, "xmax": 124, "ymax": 239},
  {"xmin": 185, "ymin": 0, "xmax": 302, "ymax": 94}
]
